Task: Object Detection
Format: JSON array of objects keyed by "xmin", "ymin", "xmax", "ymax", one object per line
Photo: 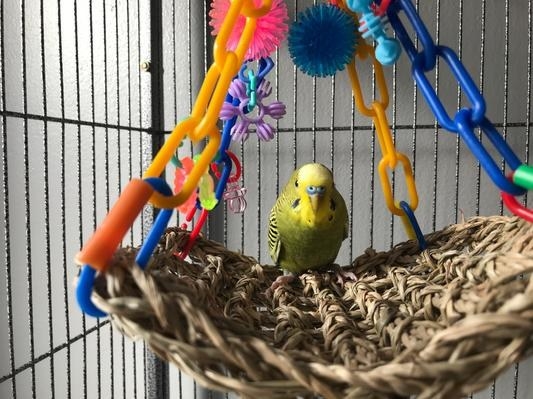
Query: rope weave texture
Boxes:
[{"xmin": 92, "ymin": 216, "xmax": 533, "ymax": 398}]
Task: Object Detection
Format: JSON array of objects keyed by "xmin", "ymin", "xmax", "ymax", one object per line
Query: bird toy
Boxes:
[
  {"xmin": 75, "ymin": 0, "xmax": 533, "ymax": 321},
  {"xmin": 346, "ymin": 0, "xmax": 401, "ymax": 65},
  {"xmin": 220, "ymin": 77, "xmax": 286, "ymax": 141},
  {"xmin": 288, "ymin": 3, "xmax": 358, "ymax": 77},
  {"xmin": 209, "ymin": 0, "xmax": 288, "ymax": 61}
]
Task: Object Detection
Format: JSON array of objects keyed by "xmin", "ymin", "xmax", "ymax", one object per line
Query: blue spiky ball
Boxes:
[{"xmin": 288, "ymin": 4, "xmax": 358, "ymax": 78}]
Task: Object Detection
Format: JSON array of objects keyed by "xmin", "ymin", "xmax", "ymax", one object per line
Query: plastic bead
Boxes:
[
  {"xmin": 513, "ymin": 164, "xmax": 533, "ymax": 191},
  {"xmin": 288, "ymin": 3, "xmax": 357, "ymax": 77},
  {"xmin": 347, "ymin": 0, "xmax": 401, "ymax": 66},
  {"xmin": 173, "ymin": 156, "xmax": 198, "ymax": 216},
  {"xmin": 223, "ymin": 182, "xmax": 248, "ymax": 213},
  {"xmin": 220, "ymin": 78, "xmax": 285, "ymax": 142}
]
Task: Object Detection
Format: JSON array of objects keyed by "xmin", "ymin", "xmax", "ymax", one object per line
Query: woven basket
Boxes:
[{"xmin": 91, "ymin": 216, "xmax": 533, "ymax": 398}]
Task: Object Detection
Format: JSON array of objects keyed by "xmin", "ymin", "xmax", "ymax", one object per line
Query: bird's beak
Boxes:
[{"xmin": 309, "ymin": 194, "xmax": 321, "ymax": 214}]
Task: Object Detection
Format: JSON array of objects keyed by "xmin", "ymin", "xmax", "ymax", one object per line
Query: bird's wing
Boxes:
[
  {"xmin": 334, "ymin": 188, "xmax": 349, "ymax": 240},
  {"xmin": 267, "ymin": 205, "xmax": 282, "ymax": 264}
]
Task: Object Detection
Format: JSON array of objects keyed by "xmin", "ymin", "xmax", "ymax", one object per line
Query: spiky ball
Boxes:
[
  {"xmin": 288, "ymin": 4, "xmax": 358, "ymax": 77},
  {"xmin": 209, "ymin": 0, "xmax": 288, "ymax": 61}
]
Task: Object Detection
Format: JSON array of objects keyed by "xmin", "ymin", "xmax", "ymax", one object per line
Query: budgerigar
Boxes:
[{"xmin": 268, "ymin": 163, "xmax": 349, "ymax": 279}]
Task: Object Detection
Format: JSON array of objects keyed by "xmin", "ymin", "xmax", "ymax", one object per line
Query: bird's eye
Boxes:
[
  {"xmin": 306, "ymin": 186, "xmax": 317, "ymax": 195},
  {"xmin": 295, "ymin": 180, "xmax": 299, "ymax": 188}
]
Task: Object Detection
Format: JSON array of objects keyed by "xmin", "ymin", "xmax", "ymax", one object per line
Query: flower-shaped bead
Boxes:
[{"xmin": 220, "ymin": 78, "xmax": 286, "ymax": 142}]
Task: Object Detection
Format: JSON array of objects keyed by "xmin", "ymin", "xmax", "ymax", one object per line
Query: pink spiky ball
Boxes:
[{"xmin": 209, "ymin": 0, "xmax": 289, "ymax": 61}]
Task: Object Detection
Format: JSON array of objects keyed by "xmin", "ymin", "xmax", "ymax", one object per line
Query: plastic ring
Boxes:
[
  {"xmin": 502, "ymin": 174, "xmax": 533, "ymax": 222},
  {"xmin": 211, "ymin": 151, "xmax": 242, "ymax": 183},
  {"xmin": 400, "ymin": 201, "xmax": 427, "ymax": 250}
]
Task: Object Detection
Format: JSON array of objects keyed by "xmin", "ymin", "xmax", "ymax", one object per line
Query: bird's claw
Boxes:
[
  {"xmin": 267, "ymin": 273, "xmax": 297, "ymax": 295},
  {"xmin": 335, "ymin": 269, "xmax": 357, "ymax": 289}
]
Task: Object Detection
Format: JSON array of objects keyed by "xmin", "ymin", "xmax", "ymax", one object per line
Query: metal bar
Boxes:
[
  {"xmin": 20, "ymin": 0, "xmax": 37, "ymax": 396},
  {"xmin": 292, "ymin": 0, "xmax": 298, "ymax": 170},
  {"xmin": 39, "ymin": 0, "xmax": 55, "ymax": 395},
  {"xmin": 87, "ymin": 0, "xmax": 104, "ymax": 396},
  {"xmin": 257, "ymin": 116, "xmax": 262, "ymax": 260},
  {"xmin": 348, "ymin": 68, "xmax": 355, "ymax": 262},
  {"xmin": 453, "ymin": 0, "xmax": 464, "ymax": 223},
  {"xmin": 101, "ymin": 1, "xmax": 115, "ymax": 396},
  {"xmin": 0, "ymin": 110, "xmax": 162, "ymax": 134},
  {"xmin": 0, "ymin": 321, "xmax": 111, "ymax": 384},
  {"xmin": 390, "ymin": 33, "xmax": 397, "ymax": 246},
  {"xmin": 527, "ymin": 0, "xmax": 533, "ymax": 207},
  {"xmin": 145, "ymin": 346, "xmax": 169, "ymax": 399},
  {"xmin": 0, "ymin": 1, "xmax": 17, "ymax": 398},
  {"xmin": 124, "ymin": 0, "xmax": 139, "ymax": 395},
  {"xmin": 1, "ymin": 110, "xmax": 532, "ymax": 136},
  {"xmin": 72, "ymin": 0, "xmax": 88, "ymax": 396},
  {"xmin": 113, "ymin": 0, "xmax": 128, "ymax": 395},
  {"xmin": 150, "ymin": 0, "xmax": 165, "ymax": 157},
  {"xmin": 56, "ymin": 0, "xmax": 73, "ymax": 396},
  {"xmin": 312, "ymin": 68, "xmax": 317, "ymax": 163},
  {"xmin": 145, "ymin": 0, "xmax": 169, "ymax": 397},
  {"xmin": 431, "ymin": 0, "xmax": 442, "ymax": 233},
  {"xmin": 410, "ymin": 0, "xmax": 419, "ymax": 179},
  {"xmin": 330, "ymin": 74, "xmax": 335, "ymax": 180},
  {"xmin": 476, "ymin": 0, "xmax": 487, "ymax": 217},
  {"xmin": 369, "ymin": 114, "xmax": 376, "ymax": 249},
  {"xmin": 135, "ymin": 1, "xmax": 146, "ymax": 394},
  {"xmin": 500, "ymin": 0, "xmax": 511, "ymax": 217}
]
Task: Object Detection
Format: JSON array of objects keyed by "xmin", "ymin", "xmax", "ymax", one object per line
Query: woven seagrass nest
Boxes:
[{"xmin": 92, "ymin": 216, "xmax": 533, "ymax": 399}]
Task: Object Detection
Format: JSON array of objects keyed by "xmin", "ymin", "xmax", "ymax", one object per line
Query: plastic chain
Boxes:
[
  {"xmin": 145, "ymin": 0, "xmax": 273, "ymax": 210},
  {"xmin": 386, "ymin": 0, "xmax": 532, "ymax": 216},
  {"xmin": 335, "ymin": 0, "xmax": 423, "ymax": 244},
  {"xmin": 400, "ymin": 201, "xmax": 427, "ymax": 250},
  {"xmin": 343, "ymin": 37, "xmax": 420, "ymax": 242},
  {"xmin": 346, "ymin": 0, "xmax": 401, "ymax": 66},
  {"xmin": 76, "ymin": 0, "xmax": 272, "ymax": 316},
  {"xmin": 76, "ymin": 178, "xmax": 174, "ymax": 317},
  {"xmin": 176, "ymin": 151, "xmax": 243, "ymax": 260},
  {"xmin": 502, "ymin": 171, "xmax": 533, "ymax": 222},
  {"xmin": 175, "ymin": 58, "xmax": 274, "ymax": 260}
]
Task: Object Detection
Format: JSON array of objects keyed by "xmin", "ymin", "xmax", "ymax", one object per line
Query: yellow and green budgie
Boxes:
[{"xmin": 268, "ymin": 163, "xmax": 349, "ymax": 278}]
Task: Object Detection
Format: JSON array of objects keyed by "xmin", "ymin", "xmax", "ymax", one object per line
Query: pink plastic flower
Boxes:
[
  {"xmin": 209, "ymin": 0, "xmax": 288, "ymax": 61},
  {"xmin": 173, "ymin": 157, "xmax": 197, "ymax": 216}
]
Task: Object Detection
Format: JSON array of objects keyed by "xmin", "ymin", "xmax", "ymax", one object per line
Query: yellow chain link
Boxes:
[
  {"xmin": 348, "ymin": 47, "xmax": 418, "ymax": 218},
  {"xmin": 144, "ymin": 0, "xmax": 272, "ymax": 209},
  {"xmin": 339, "ymin": 0, "xmax": 419, "ymax": 238}
]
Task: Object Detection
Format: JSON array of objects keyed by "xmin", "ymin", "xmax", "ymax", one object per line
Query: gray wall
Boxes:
[{"xmin": 1, "ymin": 0, "xmax": 533, "ymax": 398}]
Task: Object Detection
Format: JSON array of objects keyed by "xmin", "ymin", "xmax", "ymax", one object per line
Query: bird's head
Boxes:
[{"xmin": 293, "ymin": 163, "xmax": 334, "ymax": 225}]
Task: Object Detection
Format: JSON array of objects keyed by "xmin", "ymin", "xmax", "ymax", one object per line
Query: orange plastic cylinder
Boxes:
[{"xmin": 75, "ymin": 179, "xmax": 154, "ymax": 271}]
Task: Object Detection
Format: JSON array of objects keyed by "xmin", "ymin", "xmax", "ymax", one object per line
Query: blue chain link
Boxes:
[
  {"xmin": 400, "ymin": 201, "xmax": 427, "ymax": 250},
  {"xmin": 412, "ymin": 45, "xmax": 486, "ymax": 132},
  {"xmin": 387, "ymin": 0, "xmax": 437, "ymax": 71},
  {"xmin": 455, "ymin": 112, "xmax": 525, "ymax": 195},
  {"xmin": 387, "ymin": 0, "xmax": 525, "ymax": 196}
]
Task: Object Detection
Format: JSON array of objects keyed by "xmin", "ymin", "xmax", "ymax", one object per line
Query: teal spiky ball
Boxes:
[{"xmin": 288, "ymin": 4, "xmax": 358, "ymax": 77}]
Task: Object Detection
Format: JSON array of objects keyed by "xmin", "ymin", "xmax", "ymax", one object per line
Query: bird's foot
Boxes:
[
  {"xmin": 334, "ymin": 268, "xmax": 357, "ymax": 289},
  {"xmin": 268, "ymin": 273, "xmax": 297, "ymax": 294}
]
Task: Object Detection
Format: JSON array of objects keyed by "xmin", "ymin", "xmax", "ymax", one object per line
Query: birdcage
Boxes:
[{"xmin": 1, "ymin": 0, "xmax": 533, "ymax": 398}]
